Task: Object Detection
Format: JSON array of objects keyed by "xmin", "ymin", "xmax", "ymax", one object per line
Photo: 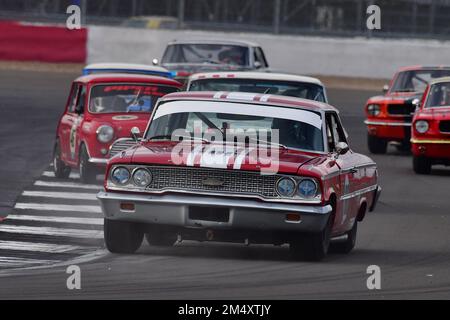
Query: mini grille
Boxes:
[
  {"xmin": 109, "ymin": 139, "xmax": 137, "ymax": 157},
  {"xmin": 387, "ymin": 103, "xmax": 415, "ymax": 116}
]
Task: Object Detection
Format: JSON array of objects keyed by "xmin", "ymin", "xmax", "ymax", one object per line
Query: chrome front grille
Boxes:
[
  {"xmin": 145, "ymin": 166, "xmax": 279, "ymax": 198},
  {"xmin": 109, "ymin": 138, "xmax": 138, "ymax": 157}
]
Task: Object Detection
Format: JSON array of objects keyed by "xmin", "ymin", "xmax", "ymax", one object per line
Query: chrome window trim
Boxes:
[{"xmin": 340, "ymin": 184, "xmax": 378, "ymax": 201}]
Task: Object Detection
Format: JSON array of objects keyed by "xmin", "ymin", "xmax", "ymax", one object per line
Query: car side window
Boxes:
[
  {"xmin": 67, "ymin": 83, "xmax": 80, "ymax": 113},
  {"xmin": 75, "ymin": 85, "xmax": 87, "ymax": 114},
  {"xmin": 253, "ymin": 47, "xmax": 268, "ymax": 68},
  {"xmin": 326, "ymin": 112, "xmax": 347, "ymax": 152}
]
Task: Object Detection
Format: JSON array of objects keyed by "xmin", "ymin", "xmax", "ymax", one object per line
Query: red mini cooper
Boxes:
[
  {"xmin": 53, "ymin": 73, "xmax": 182, "ymax": 183},
  {"xmin": 411, "ymin": 77, "xmax": 450, "ymax": 174},
  {"xmin": 364, "ymin": 66, "xmax": 450, "ymax": 154}
]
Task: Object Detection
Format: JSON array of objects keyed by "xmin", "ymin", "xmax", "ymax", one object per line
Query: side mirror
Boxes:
[
  {"xmin": 335, "ymin": 142, "xmax": 349, "ymax": 155},
  {"xmin": 382, "ymin": 84, "xmax": 389, "ymax": 94},
  {"xmin": 130, "ymin": 126, "xmax": 141, "ymax": 142},
  {"xmin": 152, "ymin": 58, "xmax": 159, "ymax": 66},
  {"xmin": 412, "ymin": 98, "xmax": 421, "ymax": 112},
  {"xmin": 254, "ymin": 61, "xmax": 262, "ymax": 69}
]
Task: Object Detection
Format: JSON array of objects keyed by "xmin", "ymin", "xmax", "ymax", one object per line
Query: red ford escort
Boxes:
[
  {"xmin": 97, "ymin": 91, "xmax": 381, "ymax": 261},
  {"xmin": 53, "ymin": 73, "xmax": 182, "ymax": 183},
  {"xmin": 364, "ymin": 66, "xmax": 450, "ymax": 154},
  {"xmin": 411, "ymin": 77, "xmax": 450, "ymax": 174}
]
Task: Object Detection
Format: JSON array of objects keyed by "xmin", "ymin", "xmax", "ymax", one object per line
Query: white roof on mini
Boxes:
[
  {"xmin": 83, "ymin": 63, "xmax": 169, "ymax": 74},
  {"xmin": 189, "ymin": 72, "xmax": 323, "ymax": 86}
]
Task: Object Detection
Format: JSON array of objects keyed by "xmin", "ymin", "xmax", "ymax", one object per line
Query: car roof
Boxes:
[
  {"xmin": 428, "ymin": 76, "xmax": 450, "ymax": 85},
  {"xmin": 398, "ymin": 65, "xmax": 450, "ymax": 72},
  {"xmin": 74, "ymin": 73, "xmax": 181, "ymax": 86},
  {"xmin": 189, "ymin": 72, "xmax": 323, "ymax": 86},
  {"xmin": 82, "ymin": 63, "xmax": 171, "ymax": 77},
  {"xmin": 159, "ymin": 91, "xmax": 337, "ymax": 113},
  {"xmin": 166, "ymin": 39, "xmax": 260, "ymax": 47}
]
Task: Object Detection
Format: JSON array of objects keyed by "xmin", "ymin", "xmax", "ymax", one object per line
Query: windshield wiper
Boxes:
[
  {"xmin": 194, "ymin": 112, "xmax": 224, "ymax": 135},
  {"xmin": 249, "ymin": 137, "xmax": 287, "ymax": 150}
]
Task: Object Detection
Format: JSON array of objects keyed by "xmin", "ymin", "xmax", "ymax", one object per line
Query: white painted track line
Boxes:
[
  {"xmin": 6, "ymin": 214, "xmax": 103, "ymax": 226},
  {"xmin": 0, "ymin": 225, "xmax": 104, "ymax": 239},
  {"xmin": 22, "ymin": 190, "xmax": 98, "ymax": 200},
  {"xmin": 14, "ymin": 203, "xmax": 102, "ymax": 214},
  {"xmin": 0, "ymin": 257, "xmax": 61, "ymax": 268},
  {"xmin": 42, "ymin": 171, "xmax": 80, "ymax": 179},
  {"xmin": 0, "ymin": 240, "xmax": 86, "ymax": 253},
  {"xmin": 34, "ymin": 180, "xmax": 101, "ymax": 190}
]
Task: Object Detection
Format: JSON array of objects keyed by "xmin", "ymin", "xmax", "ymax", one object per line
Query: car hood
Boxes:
[
  {"xmin": 89, "ymin": 113, "xmax": 150, "ymax": 138},
  {"xmin": 127, "ymin": 142, "xmax": 317, "ymax": 175}
]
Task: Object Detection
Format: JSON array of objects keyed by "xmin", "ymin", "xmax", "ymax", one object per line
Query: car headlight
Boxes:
[
  {"xmin": 132, "ymin": 168, "xmax": 152, "ymax": 187},
  {"xmin": 97, "ymin": 125, "xmax": 114, "ymax": 143},
  {"xmin": 276, "ymin": 177, "xmax": 296, "ymax": 197},
  {"xmin": 297, "ymin": 179, "xmax": 318, "ymax": 198},
  {"xmin": 111, "ymin": 167, "xmax": 130, "ymax": 185},
  {"xmin": 367, "ymin": 104, "xmax": 381, "ymax": 116},
  {"xmin": 415, "ymin": 120, "xmax": 429, "ymax": 133}
]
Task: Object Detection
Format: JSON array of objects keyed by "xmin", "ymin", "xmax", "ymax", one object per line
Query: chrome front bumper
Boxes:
[
  {"xmin": 88, "ymin": 157, "xmax": 108, "ymax": 165},
  {"xmin": 364, "ymin": 120, "xmax": 411, "ymax": 127},
  {"xmin": 97, "ymin": 191, "xmax": 332, "ymax": 232}
]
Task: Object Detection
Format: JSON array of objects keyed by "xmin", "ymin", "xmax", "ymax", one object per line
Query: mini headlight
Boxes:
[
  {"xmin": 297, "ymin": 179, "xmax": 318, "ymax": 198},
  {"xmin": 367, "ymin": 104, "xmax": 381, "ymax": 116},
  {"xmin": 111, "ymin": 167, "xmax": 130, "ymax": 185},
  {"xmin": 132, "ymin": 168, "xmax": 152, "ymax": 187},
  {"xmin": 97, "ymin": 125, "xmax": 114, "ymax": 143},
  {"xmin": 276, "ymin": 177, "xmax": 296, "ymax": 197},
  {"xmin": 415, "ymin": 120, "xmax": 429, "ymax": 133}
]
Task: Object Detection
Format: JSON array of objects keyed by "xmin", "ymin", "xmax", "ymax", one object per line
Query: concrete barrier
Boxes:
[{"xmin": 88, "ymin": 26, "xmax": 450, "ymax": 79}]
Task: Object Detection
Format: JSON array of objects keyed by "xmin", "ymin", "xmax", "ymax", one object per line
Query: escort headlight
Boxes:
[
  {"xmin": 97, "ymin": 125, "xmax": 114, "ymax": 143},
  {"xmin": 297, "ymin": 179, "xmax": 318, "ymax": 199},
  {"xmin": 132, "ymin": 168, "xmax": 152, "ymax": 187},
  {"xmin": 111, "ymin": 167, "xmax": 130, "ymax": 185},
  {"xmin": 276, "ymin": 177, "xmax": 296, "ymax": 197},
  {"xmin": 415, "ymin": 120, "xmax": 429, "ymax": 133},
  {"xmin": 367, "ymin": 104, "xmax": 381, "ymax": 116}
]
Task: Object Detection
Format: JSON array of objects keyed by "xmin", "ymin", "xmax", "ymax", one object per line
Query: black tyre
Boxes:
[
  {"xmin": 329, "ymin": 222, "xmax": 357, "ymax": 254},
  {"xmin": 413, "ymin": 155, "xmax": 431, "ymax": 174},
  {"xmin": 367, "ymin": 134, "xmax": 387, "ymax": 154},
  {"xmin": 290, "ymin": 215, "xmax": 333, "ymax": 261},
  {"xmin": 145, "ymin": 232, "xmax": 176, "ymax": 247},
  {"xmin": 79, "ymin": 144, "xmax": 97, "ymax": 184},
  {"xmin": 53, "ymin": 140, "xmax": 71, "ymax": 179},
  {"xmin": 104, "ymin": 219, "xmax": 143, "ymax": 254}
]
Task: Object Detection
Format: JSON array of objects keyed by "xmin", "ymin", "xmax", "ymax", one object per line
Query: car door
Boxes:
[
  {"xmin": 325, "ymin": 112, "xmax": 361, "ymax": 231},
  {"xmin": 59, "ymin": 83, "xmax": 80, "ymax": 164},
  {"xmin": 70, "ymin": 84, "xmax": 87, "ymax": 166}
]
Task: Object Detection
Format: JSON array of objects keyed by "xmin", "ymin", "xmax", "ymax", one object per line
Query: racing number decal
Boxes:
[
  {"xmin": 69, "ymin": 117, "xmax": 82, "ymax": 159},
  {"xmin": 341, "ymin": 174, "xmax": 350, "ymax": 224}
]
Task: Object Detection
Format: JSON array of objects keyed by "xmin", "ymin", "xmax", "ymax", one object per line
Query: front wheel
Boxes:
[
  {"xmin": 413, "ymin": 155, "xmax": 431, "ymax": 174},
  {"xmin": 367, "ymin": 134, "xmax": 387, "ymax": 154},
  {"xmin": 329, "ymin": 222, "xmax": 357, "ymax": 254},
  {"xmin": 290, "ymin": 215, "xmax": 333, "ymax": 261},
  {"xmin": 53, "ymin": 140, "xmax": 71, "ymax": 179},
  {"xmin": 79, "ymin": 144, "xmax": 97, "ymax": 184},
  {"xmin": 104, "ymin": 219, "xmax": 143, "ymax": 254}
]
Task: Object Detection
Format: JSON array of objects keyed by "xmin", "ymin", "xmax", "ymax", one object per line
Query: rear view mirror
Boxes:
[{"xmin": 382, "ymin": 84, "xmax": 389, "ymax": 93}]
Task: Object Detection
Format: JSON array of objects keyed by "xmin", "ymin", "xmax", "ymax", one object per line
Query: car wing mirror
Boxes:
[
  {"xmin": 131, "ymin": 126, "xmax": 141, "ymax": 142},
  {"xmin": 412, "ymin": 98, "xmax": 421, "ymax": 112},
  {"xmin": 335, "ymin": 142, "xmax": 350, "ymax": 155},
  {"xmin": 382, "ymin": 84, "xmax": 389, "ymax": 94},
  {"xmin": 152, "ymin": 58, "xmax": 159, "ymax": 66},
  {"xmin": 254, "ymin": 61, "xmax": 262, "ymax": 69}
]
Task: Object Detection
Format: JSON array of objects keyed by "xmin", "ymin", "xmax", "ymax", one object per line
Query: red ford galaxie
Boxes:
[
  {"xmin": 411, "ymin": 77, "xmax": 450, "ymax": 174},
  {"xmin": 364, "ymin": 66, "xmax": 450, "ymax": 154},
  {"xmin": 97, "ymin": 91, "xmax": 381, "ymax": 261},
  {"xmin": 53, "ymin": 73, "xmax": 182, "ymax": 183}
]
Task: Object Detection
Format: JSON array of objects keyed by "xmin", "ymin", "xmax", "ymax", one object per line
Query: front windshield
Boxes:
[
  {"xmin": 390, "ymin": 69, "xmax": 450, "ymax": 93},
  {"xmin": 146, "ymin": 100, "xmax": 324, "ymax": 152},
  {"xmin": 161, "ymin": 44, "xmax": 249, "ymax": 66},
  {"xmin": 189, "ymin": 78, "xmax": 326, "ymax": 102},
  {"xmin": 89, "ymin": 84, "xmax": 177, "ymax": 113},
  {"xmin": 425, "ymin": 82, "xmax": 450, "ymax": 108}
]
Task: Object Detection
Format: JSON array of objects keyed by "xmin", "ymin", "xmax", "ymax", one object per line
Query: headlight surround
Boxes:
[
  {"xmin": 415, "ymin": 120, "xmax": 429, "ymax": 133},
  {"xmin": 297, "ymin": 179, "xmax": 318, "ymax": 199},
  {"xmin": 367, "ymin": 104, "xmax": 381, "ymax": 116},
  {"xmin": 111, "ymin": 167, "xmax": 130, "ymax": 185},
  {"xmin": 97, "ymin": 125, "xmax": 114, "ymax": 143},
  {"xmin": 276, "ymin": 177, "xmax": 296, "ymax": 197},
  {"xmin": 132, "ymin": 168, "xmax": 152, "ymax": 187}
]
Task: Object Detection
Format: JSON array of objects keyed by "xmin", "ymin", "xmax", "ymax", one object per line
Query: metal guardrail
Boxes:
[{"xmin": 0, "ymin": 0, "xmax": 449, "ymax": 40}]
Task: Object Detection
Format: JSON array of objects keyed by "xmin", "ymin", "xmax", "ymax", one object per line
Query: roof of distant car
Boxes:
[
  {"xmin": 166, "ymin": 39, "xmax": 261, "ymax": 47},
  {"xmin": 189, "ymin": 72, "xmax": 323, "ymax": 86},
  {"xmin": 74, "ymin": 73, "xmax": 182, "ymax": 86},
  {"xmin": 398, "ymin": 65, "xmax": 450, "ymax": 72},
  {"xmin": 159, "ymin": 91, "xmax": 337, "ymax": 113}
]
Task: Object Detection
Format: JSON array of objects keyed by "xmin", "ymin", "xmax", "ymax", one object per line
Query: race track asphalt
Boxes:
[{"xmin": 0, "ymin": 69, "xmax": 449, "ymax": 299}]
